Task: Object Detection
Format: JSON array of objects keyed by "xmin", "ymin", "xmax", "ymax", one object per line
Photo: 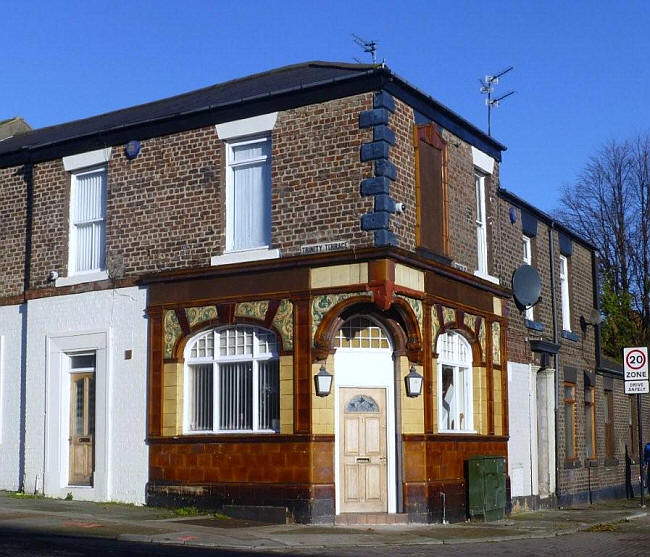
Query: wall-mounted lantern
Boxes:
[
  {"xmin": 405, "ymin": 365, "xmax": 423, "ymax": 398},
  {"xmin": 314, "ymin": 364, "xmax": 333, "ymax": 397}
]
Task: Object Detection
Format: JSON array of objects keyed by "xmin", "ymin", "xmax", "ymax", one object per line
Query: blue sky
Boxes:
[{"xmin": 3, "ymin": 1, "xmax": 649, "ymax": 212}]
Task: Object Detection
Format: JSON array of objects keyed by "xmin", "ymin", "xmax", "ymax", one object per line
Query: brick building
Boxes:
[
  {"xmin": 0, "ymin": 61, "xmax": 646, "ymax": 522},
  {"xmin": 495, "ymin": 189, "xmax": 650, "ymax": 509}
]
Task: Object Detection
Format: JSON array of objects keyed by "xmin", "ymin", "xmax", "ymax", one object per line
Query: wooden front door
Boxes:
[
  {"xmin": 69, "ymin": 373, "xmax": 95, "ymax": 486},
  {"xmin": 339, "ymin": 387, "xmax": 387, "ymax": 513}
]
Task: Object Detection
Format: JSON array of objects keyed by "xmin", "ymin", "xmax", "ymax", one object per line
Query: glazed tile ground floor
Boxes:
[{"xmin": 0, "ymin": 250, "xmax": 647, "ymax": 522}]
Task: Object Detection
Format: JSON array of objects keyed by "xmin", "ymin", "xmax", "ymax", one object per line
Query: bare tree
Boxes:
[{"xmin": 557, "ymin": 136, "xmax": 650, "ymax": 354}]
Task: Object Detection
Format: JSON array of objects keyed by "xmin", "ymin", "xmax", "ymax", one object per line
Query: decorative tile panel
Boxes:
[
  {"xmin": 478, "ymin": 319, "xmax": 486, "ymax": 358},
  {"xmin": 397, "ymin": 294, "xmax": 423, "ymax": 333},
  {"xmin": 442, "ymin": 306, "xmax": 456, "ymax": 326},
  {"xmin": 311, "ymin": 292, "xmax": 368, "ymax": 338},
  {"xmin": 163, "ymin": 310, "xmax": 183, "ymax": 359},
  {"xmin": 431, "ymin": 306, "xmax": 440, "ymax": 350},
  {"xmin": 235, "ymin": 300, "xmax": 269, "ymax": 321},
  {"xmin": 464, "ymin": 313, "xmax": 477, "ymax": 334},
  {"xmin": 185, "ymin": 305, "xmax": 218, "ymax": 329},
  {"xmin": 492, "ymin": 321, "xmax": 501, "ymax": 364},
  {"xmin": 272, "ymin": 299, "xmax": 294, "ymax": 351}
]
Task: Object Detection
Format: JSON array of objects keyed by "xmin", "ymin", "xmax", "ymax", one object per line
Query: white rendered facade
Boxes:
[
  {"xmin": 23, "ymin": 286, "xmax": 148, "ymax": 503},
  {"xmin": 0, "ymin": 304, "xmax": 25, "ymax": 491}
]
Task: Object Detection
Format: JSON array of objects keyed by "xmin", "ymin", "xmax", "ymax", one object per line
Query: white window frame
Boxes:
[
  {"xmin": 225, "ymin": 135, "xmax": 272, "ymax": 254},
  {"xmin": 437, "ymin": 331, "xmax": 474, "ymax": 433},
  {"xmin": 472, "ymin": 171, "xmax": 500, "ymax": 285},
  {"xmin": 522, "ymin": 236, "xmax": 534, "ymax": 321},
  {"xmin": 183, "ymin": 326, "xmax": 280, "ymax": 434},
  {"xmin": 67, "ymin": 166, "xmax": 107, "ymax": 277},
  {"xmin": 560, "ymin": 255, "xmax": 571, "ymax": 331}
]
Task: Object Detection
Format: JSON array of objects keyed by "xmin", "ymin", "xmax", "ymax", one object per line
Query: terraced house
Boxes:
[{"xmin": 0, "ymin": 61, "xmax": 644, "ymax": 524}]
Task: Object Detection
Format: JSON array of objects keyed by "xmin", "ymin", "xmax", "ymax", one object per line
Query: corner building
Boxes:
[{"xmin": 0, "ymin": 61, "xmax": 514, "ymax": 522}]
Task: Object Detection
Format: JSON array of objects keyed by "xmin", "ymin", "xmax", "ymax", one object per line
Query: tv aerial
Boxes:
[
  {"xmin": 479, "ymin": 66, "xmax": 515, "ymax": 136},
  {"xmin": 352, "ymin": 33, "xmax": 380, "ymax": 65}
]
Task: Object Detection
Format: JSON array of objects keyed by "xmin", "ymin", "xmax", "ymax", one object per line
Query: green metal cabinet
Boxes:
[{"xmin": 467, "ymin": 455, "xmax": 506, "ymax": 521}]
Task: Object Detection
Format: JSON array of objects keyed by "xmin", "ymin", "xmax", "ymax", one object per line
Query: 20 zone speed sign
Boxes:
[{"xmin": 624, "ymin": 346, "xmax": 649, "ymax": 394}]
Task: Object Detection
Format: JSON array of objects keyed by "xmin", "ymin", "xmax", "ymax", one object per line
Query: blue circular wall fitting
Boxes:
[
  {"xmin": 509, "ymin": 206, "xmax": 518, "ymax": 224},
  {"xmin": 125, "ymin": 140, "xmax": 141, "ymax": 159}
]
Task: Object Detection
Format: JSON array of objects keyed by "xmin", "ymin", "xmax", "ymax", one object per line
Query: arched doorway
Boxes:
[{"xmin": 334, "ymin": 316, "xmax": 396, "ymax": 514}]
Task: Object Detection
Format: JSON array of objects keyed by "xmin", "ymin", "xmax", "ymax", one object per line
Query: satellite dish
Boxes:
[
  {"xmin": 580, "ymin": 308, "xmax": 604, "ymax": 331},
  {"xmin": 512, "ymin": 264, "xmax": 541, "ymax": 310},
  {"xmin": 588, "ymin": 308, "xmax": 603, "ymax": 325}
]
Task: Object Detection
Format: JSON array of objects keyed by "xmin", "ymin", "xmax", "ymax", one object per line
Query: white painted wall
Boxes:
[
  {"xmin": 507, "ymin": 362, "xmax": 538, "ymax": 498},
  {"xmin": 0, "ymin": 304, "xmax": 25, "ymax": 491},
  {"xmin": 24, "ymin": 286, "xmax": 148, "ymax": 503}
]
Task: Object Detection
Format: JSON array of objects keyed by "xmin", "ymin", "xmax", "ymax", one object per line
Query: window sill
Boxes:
[
  {"xmin": 525, "ymin": 319, "xmax": 544, "ymax": 332},
  {"xmin": 473, "ymin": 270, "xmax": 500, "ymax": 285},
  {"xmin": 564, "ymin": 459, "xmax": 582, "ymax": 469},
  {"xmin": 604, "ymin": 458, "xmax": 619, "ymax": 467},
  {"xmin": 210, "ymin": 247, "xmax": 280, "ymax": 266},
  {"xmin": 182, "ymin": 430, "xmax": 279, "ymax": 436},
  {"xmin": 55, "ymin": 270, "xmax": 109, "ymax": 287},
  {"xmin": 437, "ymin": 429, "xmax": 477, "ymax": 435},
  {"xmin": 561, "ymin": 329, "xmax": 580, "ymax": 342}
]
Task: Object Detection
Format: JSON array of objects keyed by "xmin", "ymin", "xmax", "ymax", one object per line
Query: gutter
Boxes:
[
  {"xmin": 16, "ymin": 69, "xmax": 383, "ymax": 153},
  {"xmin": 592, "ymin": 252, "xmax": 602, "ymax": 372},
  {"xmin": 0, "ymin": 64, "xmax": 505, "ymax": 167}
]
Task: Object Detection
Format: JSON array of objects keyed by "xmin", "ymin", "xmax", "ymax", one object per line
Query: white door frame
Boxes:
[
  {"xmin": 334, "ymin": 347, "xmax": 396, "ymax": 514},
  {"xmin": 45, "ymin": 331, "xmax": 109, "ymax": 500}
]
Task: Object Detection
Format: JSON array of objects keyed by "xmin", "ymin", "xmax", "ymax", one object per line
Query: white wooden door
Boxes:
[{"xmin": 339, "ymin": 387, "xmax": 387, "ymax": 513}]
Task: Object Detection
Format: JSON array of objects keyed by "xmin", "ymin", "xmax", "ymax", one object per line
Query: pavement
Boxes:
[{"xmin": 0, "ymin": 491, "xmax": 646, "ymax": 553}]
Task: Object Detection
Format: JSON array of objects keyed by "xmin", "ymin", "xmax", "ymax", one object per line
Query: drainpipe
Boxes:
[
  {"xmin": 592, "ymin": 253, "xmax": 602, "ymax": 371},
  {"xmin": 549, "ymin": 222, "xmax": 560, "ymax": 504}
]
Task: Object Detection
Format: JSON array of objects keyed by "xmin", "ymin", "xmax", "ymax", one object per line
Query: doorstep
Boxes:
[{"xmin": 335, "ymin": 512, "xmax": 408, "ymax": 525}]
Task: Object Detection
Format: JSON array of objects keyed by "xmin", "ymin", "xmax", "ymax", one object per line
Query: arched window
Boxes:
[
  {"xmin": 436, "ymin": 331, "xmax": 473, "ymax": 432},
  {"xmin": 184, "ymin": 326, "xmax": 279, "ymax": 433},
  {"xmin": 335, "ymin": 316, "xmax": 391, "ymax": 350}
]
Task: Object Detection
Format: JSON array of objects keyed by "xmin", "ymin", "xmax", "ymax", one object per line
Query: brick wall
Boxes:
[
  {"xmin": 388, "ymin": 99, "xmax": 416, "ymax": 251},
  {"xmin": 492, "ymin": 189, "xmax": 648, "ymax": 500},
  {"xmin": 0, "ymin": 166, "xmax": 28, "ymax": 298},
  {"xmin": 443, "ymin": 135, "xmax": 476, "ymax": 271},
  {"xmin": 388, "ymin": 107, "xmax": 500, "ymax": 271},
  {"xmin": 272, "ymin": 93, "xmax": 374, "ymax": 254},
  {"xmin": 19, "ymin": 93, "xmax": 377, "ymax": 292}
]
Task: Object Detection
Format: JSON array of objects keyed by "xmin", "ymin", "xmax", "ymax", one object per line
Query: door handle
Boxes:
[
  {"xmin": 356, "ymin": 457, "xmax": 370, "ymax": 463},
  {"xmin": 379, "ymin": 457, "xmax": 387, "ymax": 463}
]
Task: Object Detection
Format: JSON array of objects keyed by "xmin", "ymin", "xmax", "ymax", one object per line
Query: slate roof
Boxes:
[{"xmin": 0, "ymin": 61, "xmax": 505, "ymax": 165}]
